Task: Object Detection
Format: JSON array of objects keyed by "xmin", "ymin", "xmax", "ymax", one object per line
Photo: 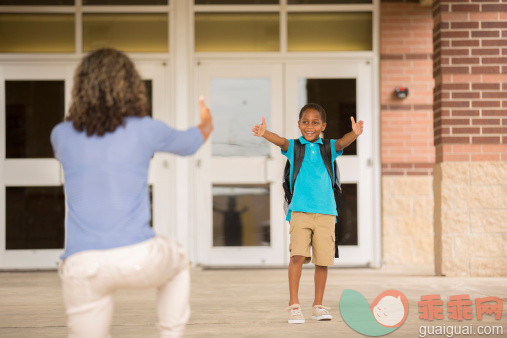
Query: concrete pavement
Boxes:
[{"xmin": 1, "ymin": 267, "xmax": 506, "ymax": 337}]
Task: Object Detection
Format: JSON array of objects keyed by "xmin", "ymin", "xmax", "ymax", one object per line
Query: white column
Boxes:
[{"xmin": 173, "ymin": 0, "xmax": 196, "ymax": 260}]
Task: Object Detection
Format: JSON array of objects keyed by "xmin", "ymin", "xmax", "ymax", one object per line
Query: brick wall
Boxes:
[
  {"xmin": 380, "ymin": 0, "xmax": 436, "ymax": 269},
  {"xmin": 432, "ymin": 0, "xmax": 507, "ymax": 277},
  {"xmin": 433, "ymin": 1, "xmax": 507, "ymax": 162},
  {"xmin": 381, "ymin": 0, "xmax": 435, "ymax": 176}
]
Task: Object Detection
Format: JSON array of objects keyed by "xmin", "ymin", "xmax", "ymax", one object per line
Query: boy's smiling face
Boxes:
[{"xmin": 298, "ymin": 108, "xmax": 327, "ymax": 142}]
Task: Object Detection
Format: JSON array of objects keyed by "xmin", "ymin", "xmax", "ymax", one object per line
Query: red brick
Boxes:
[
  {"xmin": 482, "ymin": 110, "xmax": 507, "ymax": 116},
  {"xmin": 472, "ymin": 136, "xmax": 500, "ymax": 144},
  {"xmin": 471, "ymin": 48, "xmax": 500, "ymax": 56},
  {"xmin": 389, "ymin": 163, "xmax": 412, "ymax": 169},
  {"xmin": 482, "ymin": 4, "xmax": 507, "ymax": 11},
  {"xmin": 483, "ymin": 74, "xmax": 507, "ymax": 82},
  {"xmin": 442, "ymin": 101, "xmax": 470, "ymax": 108},
  {"xmin": 452, "ymin": 92, "xmax": 480, "ymax": 99},
  {"xmin": 482, "ymin": 57, "xmax": 507, "ymax": 64},
  {"xmin": 472, "ymin": 101, "xmax": 501, "ymax": 107},
  {"xmin": 471, "ymin": 30, "xmax": 500, "ymax": 38},
  {"xmin": 452, "ymin": 40, "xmax": 480, "ymax": 47},
  {"xmin": 472, "ymin": 118, "xmax": 501, "ymax": 125},
  {"xmin": 469, "ymin": 12, "xmax": 501, "ymax": 21},
  {"xmin": 442, "ymin": 66, "xmax": 469, "ymax": 73},
  {"xmin": 471, "ymin": 153, "xmax": 500, "ymax": 161},
  {"xmin": 451, "ymin": 110, "xmax": 481, "ymax": 116},
  {"xmin": 483, "ymin": 144, "xmax": 507, "ymax": 152},
  {"xmin": 483, "ymin": 92, "xmax": 507, "ymax": 99},
  {"xmin": 452, "ymin": 144, "xmax": 482, "ymax": 152},
  {"xmin": 482, "ymin": 22, "xmax": 507, "ymax": 29},
  {"xmin": 406, "ymin": 54, "xmax": 432, "ymax": 60},
  {"xmin": 441, "ymin": 49, "xmax": 470, "ymax": 56},
  {"xmin": 471, "ymin": 66, "xmax": 500, "ymax": 74},
  {"xmin": 442, "ymin": 83, "xmax": 469, "ymax": 90},
  {"xmin": 452, "ymin": 57, "xmax": 480, "ymax": 64},
  {"xmin": 452, "ymin": 127, "xmax": 481, "ymax": 134},
  {"xmin": 452, "ymin": 4, "xmax": 480, "ymax": 11},
  {"xmin": 442, "ymin": 31, "xmax": 470, "ymax": 38},
  {"xmin": 441, "ymin": 118, "xmax": 470, "ymax": 125},
  {"xmin": 442, "ymin": 136, "xmax": 470, "ymax": 144},
  {"xmin": 483, "ymin": 40, "xmax": 507, "ymax": 47},
  {"xmin": 472, "ymin": 83, "xmax": 500, "ymax": 90},
  {"xmin": 443, "ymin": 153, "xmax": 471, "ymax": 161},
  {"xmin": 483, "ymin": 127, "xmax": 507, "ymax": 133},
  {"xmin": 451, "ymin": 22, "xmax": 479, "ymax": 29}
]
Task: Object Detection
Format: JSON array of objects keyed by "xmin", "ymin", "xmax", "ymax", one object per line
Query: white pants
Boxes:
[{"xmin": 59, "ymin": 236, "xmax": 190, "ymax": 338}]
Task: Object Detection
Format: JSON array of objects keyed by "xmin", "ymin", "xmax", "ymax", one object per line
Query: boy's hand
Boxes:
[
  {"xmin": 351, "ymin": 116, "xmax": 364, "ymax": 136},
  {"xmin": 198, "ymin": 96, "xmax": 213, "ymax": 141},
  {"xmin": 252, "ymin": 117, "xmax": 267, "ymax": 137}
]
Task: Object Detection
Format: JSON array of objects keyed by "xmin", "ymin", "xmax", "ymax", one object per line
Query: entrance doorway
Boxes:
[
  {"xmin": 197, "ymin": 60, "xmax": 375, "ymax": 267},
  {"xmin": 0, "ymin": 61, "xmax": 172, "ymax": 269},
  {"xmin": 196, "ymin": 63, "xmax": 286, "ymax": 266}
]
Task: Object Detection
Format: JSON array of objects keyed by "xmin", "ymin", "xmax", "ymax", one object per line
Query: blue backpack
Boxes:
[{"xmin": 282, "ymin": 139, "xmax": 342, "ymax": 258}]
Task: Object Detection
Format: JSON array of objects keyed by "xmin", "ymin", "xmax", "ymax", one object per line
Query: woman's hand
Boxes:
[
  {"xmin": 252, "ymin": 117, "xmax": 267, "ymax": 137},
  {"xmin": 198, "ymin": 96, "xmax": 213, "ymax": 141},
  {"xmin": 351, "ymin": 116, "xmax": 364, "ymax": 136}
]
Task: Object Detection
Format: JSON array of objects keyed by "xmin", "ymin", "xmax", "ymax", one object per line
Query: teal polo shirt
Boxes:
[{"xmin": 282, "ymin": 137, "xmax": 343, "ymax": 221}]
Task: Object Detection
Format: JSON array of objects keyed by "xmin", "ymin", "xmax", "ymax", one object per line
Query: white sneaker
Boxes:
[
  {"xmin": 287, "ymin": 304, "xmax": 305, "ymax": 324},
  {"xmin": 312, "ymin": 305, "xmax": 332, "ymax": 321}
]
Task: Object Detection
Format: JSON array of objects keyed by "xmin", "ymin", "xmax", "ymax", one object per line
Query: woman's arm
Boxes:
[
  {"xmin": 150, "ymin": 97, "xmax": 213, "ymax": 156},
  {"xmin": 335, "ymin": 116, "xmax": 364, "ymax": 151},
  {"xmin": 252, "ymin": 117, "xmax": 289, "ymax": 151}
]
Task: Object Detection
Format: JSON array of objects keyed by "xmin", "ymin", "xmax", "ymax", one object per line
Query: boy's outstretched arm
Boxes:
[
  {"xmin": 252, "ymin": 117, "xmax": 289, "ymax": 151},
  {"xmin": 335, "ymin": 116, "xmax": 364, "ymax": 151}
]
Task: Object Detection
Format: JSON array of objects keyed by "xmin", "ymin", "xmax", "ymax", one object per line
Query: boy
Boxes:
[{"xmin": 252, "ymin": 103, "xmax": 363, "ymax": 324}]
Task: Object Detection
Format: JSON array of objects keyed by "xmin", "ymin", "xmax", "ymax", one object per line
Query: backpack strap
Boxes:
[
  {"xmin": 319, "ymin": 139, "xmax": 333, "ymax": 184},
  {"xmin": 319, "ymin": 139, "xmax": 341, "ymax": 259},
  {"xmin": 291, "ymin": 140, "xmax": 305, "ymax": 192}
]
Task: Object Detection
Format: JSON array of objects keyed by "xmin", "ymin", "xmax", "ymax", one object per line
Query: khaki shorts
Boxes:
[{"xmin": 289, "ymin": 211, "xmax": 336, "ymax": 266}]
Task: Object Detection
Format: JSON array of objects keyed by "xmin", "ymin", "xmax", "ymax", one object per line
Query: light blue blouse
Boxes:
[{"xmin": 51, "ymin": 116, "xmax": 203, "ymax": 259}]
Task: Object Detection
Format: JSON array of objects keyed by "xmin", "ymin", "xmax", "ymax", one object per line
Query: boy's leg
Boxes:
[
  {"xmin": 313, "ymin": 265, "xmax": 328, "ymax": 306},
  {"xmin": 310, "ymin": 214, "xmax": 336, "ymax": 306},
  {"xmin": 288, "ymin": 255, "xmax": 305, "ymax": 305},
  {"xmin": 288, "ymin": 212, "xmax": 313, "ymax": 305}
]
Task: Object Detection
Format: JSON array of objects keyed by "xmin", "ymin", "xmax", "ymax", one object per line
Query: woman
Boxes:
[{"xmin": 52, "ymin": 48, "xmax": 212, "ymax": 338}]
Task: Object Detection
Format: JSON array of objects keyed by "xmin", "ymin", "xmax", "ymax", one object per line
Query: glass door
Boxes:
[
  {"xmin": 0, "ymin": 63, "xmax": 73, "ymax": 269},
  {"xmin": 285, "ymin": 61, "xmax": 374, "ymax": 266},
  {"xmin": 197, "ymin": 63, "xmax": 285, "ymax": 266},
  {"xmin": 0, "ymin": 62, "xmax": 170, "ymax": 269}
]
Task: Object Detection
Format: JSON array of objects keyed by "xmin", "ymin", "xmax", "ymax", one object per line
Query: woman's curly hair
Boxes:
[{"xmin": 67, "ymin": 48, "xmax": 148, "ymax": 136}]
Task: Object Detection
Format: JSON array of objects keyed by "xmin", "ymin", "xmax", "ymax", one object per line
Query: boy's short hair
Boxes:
[{"xmin": 299, "ymin": 103, "xmax": 327, "ymax": 123}]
